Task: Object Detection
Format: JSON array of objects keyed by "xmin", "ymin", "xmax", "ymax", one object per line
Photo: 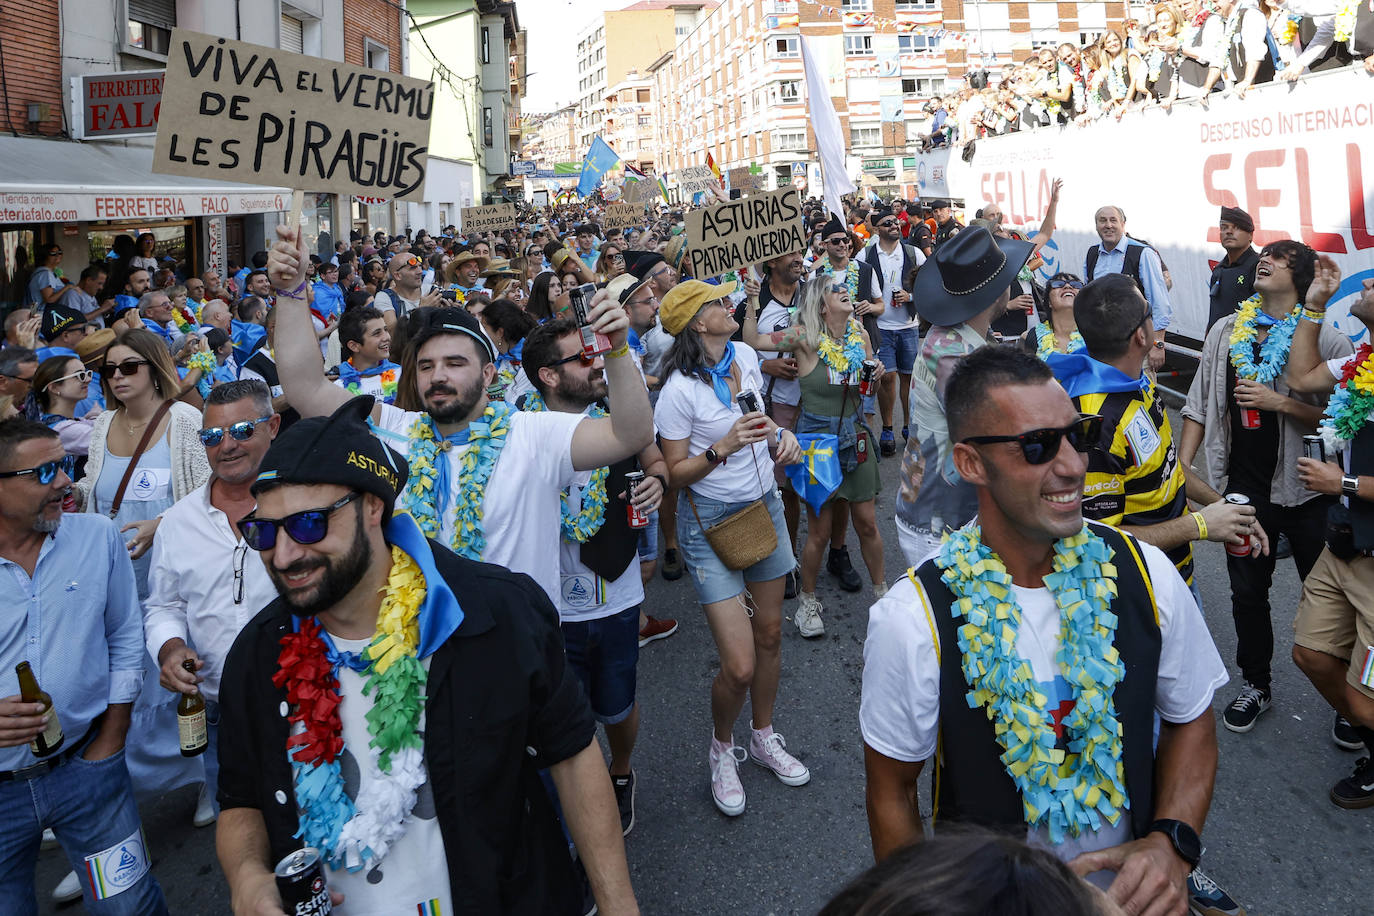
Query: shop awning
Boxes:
[{"xmin": 0, "ymin": 136, "xmax": 291, "ymax": 223}]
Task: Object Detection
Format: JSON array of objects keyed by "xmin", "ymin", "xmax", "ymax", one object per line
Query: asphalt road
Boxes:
[{"xmin": 34, "ymin": 431, "xmax": 1374, "ymax": 915}]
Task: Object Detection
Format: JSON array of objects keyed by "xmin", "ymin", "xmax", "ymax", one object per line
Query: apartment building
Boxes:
[
  {"xmin": 651, "ymin": 0, "xmax": 1132, "ymax": 197},
  {"xmin": 604, "ymin": 73, "xmax": 658, "ymax": 174},
  {"xmin": 524, "ymin": 106, "xmax": 579, "ymax": 172}
]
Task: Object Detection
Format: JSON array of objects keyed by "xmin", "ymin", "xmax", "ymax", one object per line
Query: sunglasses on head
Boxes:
[
  {"xmin": 962, "ymin": 414, "xmax": 1104, "ymax": 465},
  {"xmin": 0, "ymin": 460, "xmax": 63, "ymax": 484},
  {"xmin": 237, "ymin": 491, "xmax": 361, "ymax": 551},
  {"xmin": 1049, "ymin": 278, "xmax": 1084, "ymax": 290},
  {"xmin": 100, "ymin": 358, "xmax": 150, "ymax": 378},
  {"xmin": 398, "ymin": 256, "xmax": 422, "ymax": 268},
  {"xmin": 199, "ymin": 415, "xmax": 273, "ymax": 447}
]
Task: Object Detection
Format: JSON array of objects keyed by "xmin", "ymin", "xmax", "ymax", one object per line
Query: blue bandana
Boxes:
[
  {"xmin": 704, "ymin": 342, "xmax": 737, "ymax": 407},
  {"xmin": 1046, "ymin": 352, "xmax": 1150, "ymax": 398}
]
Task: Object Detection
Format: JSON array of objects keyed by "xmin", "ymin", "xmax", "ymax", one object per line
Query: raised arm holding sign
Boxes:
[{"xmin": 685, "ymin": 187, "xmax": 807, "ymax": 279}]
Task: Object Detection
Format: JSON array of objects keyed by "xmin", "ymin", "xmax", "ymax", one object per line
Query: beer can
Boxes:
[
  {"xmin": 1302, "ymin": 434, "xmax": 1326, "ymax": 463},
  {"xmin": 569, "ymin": 282, "xmax": 610, "ymax": 358},
  {"xmin": 1223, "ymin": 493, "xmax": 1253, "ymax": 558},
  {"xmin": 858, "ymin": 359, "xmax": 878, "ymax": 397},
  {"xmin": 624, "ymin": 470, "xmax": 650, "ymax": 529},
  {"xmin": 736, "ymin": 386, "xmax": 762, "ymax": 416},
  {"xmin": 274, "ymin": 848, "xmax": 332, "ymax": 916}
]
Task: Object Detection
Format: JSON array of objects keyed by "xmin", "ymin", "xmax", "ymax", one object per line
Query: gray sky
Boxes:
[{"xmin": 519, "ymin": 0, "xmax": 630, "ymax": 113}]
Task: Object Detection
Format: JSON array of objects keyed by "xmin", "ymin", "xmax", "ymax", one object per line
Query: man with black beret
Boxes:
[
  {"xmin": 215, "ymin": 396, "xmax": 639, "ymax": 915},
  {"xmin": 1208, "ymin": 205, "xmax": 1260, "ymax": 333}
]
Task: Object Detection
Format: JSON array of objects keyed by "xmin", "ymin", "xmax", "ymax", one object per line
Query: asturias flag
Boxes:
[
  {"xmin": 577, "ymin": 136, "xmax": 620, "ymax": 197},
  {"xmin": 785, "ymin": 433, "xmax": 843, "ymax": 513}
]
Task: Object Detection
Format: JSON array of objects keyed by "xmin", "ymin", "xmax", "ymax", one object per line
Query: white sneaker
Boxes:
[
  {"xmin": 795, "ymin": 592, "xmax": 825, "ymax": 638},
  {"xmin": 708, "ymin": 738, "xmax": 747, "ymax": 816},
  {"xmin": 749, "ymin": 725, "xmax": 811, "ymax": 787},
  {"xmin": 40, "ymin": 827, "xmax": 58, "ymax": 850},
  {"xmin": 52, "ymin": 869, "xmax": 81, "ymax": 904},
  {"xmin": 873, "ymin": 581, "xmax": 888, "ymax": 599},
  {"xmin": 194, "ymin": 782, "xmax": 217, "ymax": 827}
]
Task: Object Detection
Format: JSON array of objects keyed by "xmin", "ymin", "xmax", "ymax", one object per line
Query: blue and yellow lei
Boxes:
[
  {"xmin": 815, "ymin": 318, "xmax": 866, "ymax": 378},
  {"xmin": 1228, "ymin": 294, "xmax": 1300, "ymax": 383},
  {"xmin": 522, "ymin": 391, "xmax": 610, "ymax": 542},
  {"xmin": 936, "ymin": 523, "xmax": 1128, "ymax": 842},
  {"xmin": 1034, "ymin": 322, "xmax": 1086, "ymax": 360}
]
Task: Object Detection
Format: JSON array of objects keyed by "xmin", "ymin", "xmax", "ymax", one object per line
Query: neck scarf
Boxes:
[{"xmin": 704, "ymin": 342, "xmax": 736, "ymax": 407}]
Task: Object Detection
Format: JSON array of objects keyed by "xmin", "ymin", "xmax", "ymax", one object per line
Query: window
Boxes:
[
  {"xmin": 850, "ymin": 125, "xmax": 881, "ymax": 147},
  {"xmin": 637, "ymin": 88, "xmax": 650, "ymax": 103},
  {"xmin": 844, "ymin": 34, "xmax": 874, "ymax": 56},
  {"xmin": 772, "ymin": 37, "xmax": 799, "ymax": 58},
  {"xmin": 280, "ymin": 14, "xmax": 304, "ymax": 54},
  {"xmin": 895, "ymin": 0, "xmax": 937, "ymax": 9},
  {"xmin": 898, "ymin": 34, "xmax": 940, "ymax": 54},
  {"xmin": 842, "ymin": 0, "xmax": 872, "ymax": 9},
  {"xmin": 127, "ymin": 0, "xmax": 175, "ymax": 55},
  {"xmin": 638, "ymin": 115, "xmax": 651, "ymax": 125},
  {"xmin": 365, "ymin": 38, "xmax": 390, "ymax": 71},
  {"xmin": 766, "ymin": 0, "xmax": 798, "ymax": 12},
  {"xmin": 676, "ymin": 25, "xmax": 689, "ymax": 35},
  {"xmin": 773, "ymin": 129, "xmax": 806, "ymax": 151},
  {"xmin": 778, "ymin": 79, "xmax": 800, "ymax": 103},
  {"xmin": 481, "ymin": 27, "xmax": 491, "ymax": 64},
  {"xmin": 483, "ymin": 108, "xmax": 494, "ymax": 147}
]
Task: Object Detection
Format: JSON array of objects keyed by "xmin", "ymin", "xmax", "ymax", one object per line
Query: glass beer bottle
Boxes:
[
  {"xmin": 16, "ymin": 661, "xmax": 64, "ymax": 757},
  {"xmin": 177, "ymin": 659, "xmax": 208, "ymax": 757}
]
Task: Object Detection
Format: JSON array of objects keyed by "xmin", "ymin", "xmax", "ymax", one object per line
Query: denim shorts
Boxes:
[
  {"xmin": 878, "ymin": 326, "xmax": 921, "ymax": 375},
  {"xmin": 561, "ymin": 603, "xmax": 640, "ymax": 724},
  {"xmin": 677, "ymin": 487, "xmax": 795, "ymax": 605},
  {"xmin": 636, "ymin": 511, "xmax": 659, "ymax": 562}
]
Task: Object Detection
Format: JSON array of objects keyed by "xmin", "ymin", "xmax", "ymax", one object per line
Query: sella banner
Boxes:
[
  {"xmin": 153, "ymin": 30, "xmax": 434, "ymax": 202},
  {"xmin": 685, "ymin": 187, "xmax": 806, "ymax": 279},
  {"xmin": 922, "ymin": 68, "xmax": 1374, "ymax": 342}
]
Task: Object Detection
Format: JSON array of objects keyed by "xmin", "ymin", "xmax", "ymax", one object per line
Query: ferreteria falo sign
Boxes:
[
  {"xmin": 685, "ymin": 187, "xmax": 806, "ymax": 279},
  {"xmin": 153, "ymin": 30, "xmax": 434, "ymax": 202}
]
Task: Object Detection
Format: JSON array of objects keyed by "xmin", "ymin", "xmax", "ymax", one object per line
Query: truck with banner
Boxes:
[{"xmin": 912, "ymin": 67, "xmax": 1374, "ymax": 346}]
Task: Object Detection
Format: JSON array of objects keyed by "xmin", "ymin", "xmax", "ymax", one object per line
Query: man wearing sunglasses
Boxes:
[
  {"xmin": 0, "ymin": 347, "xmax": 39, "ymax": 419},
  {"xmin": 864, "ymin": 347, "xmax": 1229, "ymax": 916},
  {"xmin": 0, "ymin": 418, "xmax": 169, "ymax": 913},
  {"xmin": 142, "ymin": 381, "xmax": 279, "ymax": 831},
  {"xmin": 269, "ymin": 221, "xmax": 654, "ymax": 606},
  {"xmin": 374, "ymin": 250, "xmax": 442, "ymax": 333},
  {"xmin": 859, "ymin": 206, "xmax": 925, "ymax": 458},
  {"xmin": 215, "ymin": 399, "xmax": 638, "ymax": 915}
]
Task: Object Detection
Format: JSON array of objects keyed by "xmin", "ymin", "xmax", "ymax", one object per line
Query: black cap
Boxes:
[
  {"xmin": 252, "ymin": 396, "xmax": 407, "ymax": 514},
  {"xmin": 930, "ymin": 199, "xmax": 951, "ymax": 210},
  {"xmin": 1220, "ymin": 206, "xmax": 1254, "ymax": 234},
  {"xmin": 627, "ymin": 251, "xmax": 666, "ymax": 281},
  {"xmin": 41, "ymin": 303, "xmax": 86, "ymax": 342},
  {"xmin": 409, "ymin": 306, "xmax": 496, "ymax": 362},
  {"xmin": 821, "ymin": 215, "xmax": 846, "ymax": 239}
]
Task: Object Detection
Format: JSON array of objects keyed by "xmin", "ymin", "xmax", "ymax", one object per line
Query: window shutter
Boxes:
[
  {"xmin": 281, "ymin": 15, "xmax": 305, "ymax": 54},
  {"xmin": 128, "ymin": 0, "xmax": 176, "ymax": 27}
]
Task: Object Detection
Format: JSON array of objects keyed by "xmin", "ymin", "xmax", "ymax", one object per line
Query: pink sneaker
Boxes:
[
  {"xmin": 748, "ymin": 725, "xmax": 811, "ymax": 787},
  {"xmin": 709, "ymin": 738, "xmax": 747, "ymax": 816}
]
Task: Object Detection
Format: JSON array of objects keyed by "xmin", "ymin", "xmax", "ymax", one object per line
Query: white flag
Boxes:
[{"xmin": 801, "ymin": 34, "xmax": 855, "ymax": 221}]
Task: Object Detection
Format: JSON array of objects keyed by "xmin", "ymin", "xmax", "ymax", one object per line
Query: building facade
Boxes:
[
  {"xmin": 603, "ymin": 73, "xmax": 658, "ymax": 175},
  {"xmin": 651, "ymin": 0, "xmax": 1133, "ymax": 198}
]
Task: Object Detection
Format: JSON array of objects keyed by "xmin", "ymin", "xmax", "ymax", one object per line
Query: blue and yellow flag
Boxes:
[
  {"xmin": 785, "ymin": 433, "xmax": 842, "ymax": 513},
  {"xmin": 577, "ymin": 136, "xmax": 619, "ymax": 197}
]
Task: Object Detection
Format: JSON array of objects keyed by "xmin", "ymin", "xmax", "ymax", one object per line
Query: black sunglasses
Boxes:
[
  {"xmin": 100, "ymin": 358, "xmax": 150, "ymax": 378},
  {"xmin": 237, "ymin": 491, "xmax": 361, "ymax": 551},
  {"xmin": 1049, "ymin": 278, "xmax": 1084, "ymax": 290},
  {"xmin": 199, "ymin": 415, "xmax": 273, "ymax": 447},
  {"xmin": 551, "ymin": 350, "xmax": 600, "ymax": 368},
  {"xmin": 962, "ymin": 415, "xmax": 1104, "ymax": 465},
  {"xmin": 0, "ymin": 460, "xmax": 63, "ymax": 484},
  {"xmin": 826, "ymin": 237, "xmax": 852, "ymax": 245}
]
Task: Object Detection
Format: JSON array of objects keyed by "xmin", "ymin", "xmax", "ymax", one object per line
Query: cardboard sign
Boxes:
[
  {"xmin": 676, "ymin": 165, "xmax": 719, "ymax": 196},
  {"xmin": 726, "ymin": 167, "xmax": 763, "ymax": 194},
  {"xmin": 685, "ymin": 186, "xmax": 806, "ymax": 279},
  {"xmin": 460, "ymin": 203, "xmax": 516, "ymax": 235},
  {"xmin": 621, "ymin": 179, "xmax": 660, "ymax": 206},
  {"xmin": 601, "ymin": 202, "xmax": 642, "ymax": 231},
  {"xmin": 153, "ymin": 30, "xmax": 434, "ymax": 201}
]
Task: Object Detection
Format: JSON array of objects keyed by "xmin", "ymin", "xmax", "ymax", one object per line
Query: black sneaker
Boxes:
[
  {"xmin": 661, "ymin": 547, "xmax": 684, "ymax": 581},
  {"xmin": 1333, "ymin": 713, "xmax": 1364, "ymax": 751},
  {"xmin": 827, "ymin": 547, "xmax": 863, "ymax": 592},
  {"xmin": 1275, "ymin": 533, "xmax": 1292, "ymax": 559},
  {"xmin": 783, "ymin": 567, "xmax": 798, "ymax": 600},
  {"xmin": 1187, "ymin": 868, "xmax": 1245, "ymax": 916},
  {"xmin": 1330, "ymin": 756, "xmax": 1374, "ymax": 809},
  {"xmin": 612, "ymin": 770, "xmax": 636, "ymax": 837},
  {"xmin": 1222, "ymin": 683, "xmax": 1271, "ymax": 733}
]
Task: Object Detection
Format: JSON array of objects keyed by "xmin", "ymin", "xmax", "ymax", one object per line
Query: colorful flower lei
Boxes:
[
  {"xmin": 1034, "ymin": 322, "xmax": 1086, "ymax": 360},
  {"xmin": 815, "ymin": 319, "xmax": 866, "ymax": 378},
  {"xmin": 936, "ymin": 524, "xmax": 1129, "ymax": 842},
  {"xmin": 1276, "ymin": 13, "xmax": 1302, "ymax": 45},
  {"xmin": 521, "ymin": 392, "xmax": 610, "ymax": 542},
  {"xmin": 272, "ymin": 545, "xmax": 428, "ymax": 871},
  {"xmin": 1228, "ymin": 294, "xmax": 1301, "ymax": 383},
  {"xmin": 1335, "ymin": 0, "xmax": 1359, "ymax": 42},
  {"xmin": 340, "ymin": 363, "xmax": 400, "ymax": 405},
  {"xmin": 398, "ymin": 403, "xmax": 513, "ymax": 560},
  {"xmin": 171, "ymin": 304, "xmax": 196, "ymax": 333},
  {"xmin": 1320, "ymin": 343, "xmax": 1374, "ymax": 452}
]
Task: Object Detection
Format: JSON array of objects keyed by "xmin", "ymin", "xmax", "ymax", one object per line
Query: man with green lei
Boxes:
[{"xmin": 862, "ymin": 346, "xmax": 1228, "ymax": 916}]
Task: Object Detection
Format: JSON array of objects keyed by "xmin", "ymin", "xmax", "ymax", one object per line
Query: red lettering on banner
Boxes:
[
  {"xmin": 1295, "ymin": 149, "xmax": 1347, "ymax": 253},
  {"xmin": 1244, "ymin": 150, "xmax": 1286, "ymax": 246},
  {"xmin": 1351, "ymin": 144, "xmax": 1374, "ymax": 251},
  {"xmin": 1203, "ymin": 154, "xmax": 1238, "ymax": 244}
]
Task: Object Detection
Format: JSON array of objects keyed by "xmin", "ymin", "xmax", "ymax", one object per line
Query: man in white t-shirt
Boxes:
[
  {"xmin": 862, "ymin": 346, "xmax": 1227, "ymax": 916},
  {"xmin": 267, "ymin": 221, "xmax": 655, "ymax": 604},
  {"xmin": 373, "ymin": 253, "xmax": 441, "ymax": 333},
  {"xmin": 859, "ymin": 207, "xmax": 925, "ymax": 457},
  {"xmin": 520, "ymin": 317, "xmax": 671, "ymax": 838}
]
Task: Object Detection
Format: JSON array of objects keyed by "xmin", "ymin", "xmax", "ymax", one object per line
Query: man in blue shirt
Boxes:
[
  {"xmin": 0, "ymin": 418, "xmax": 167, "ymax": 914},
  {"xmin": 112, "ymin": 268, "xmax": 150, "ymax": 320},
  {"xmin": 311, "ymin": 261, "xmax": 345, "ymax": 321},
  {"xmin": 1084, "ymin": 205, "xmax": 1172, "ymax": 371}
]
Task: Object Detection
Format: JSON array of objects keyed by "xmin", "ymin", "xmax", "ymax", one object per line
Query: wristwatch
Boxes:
[
  {"xmin": 1152, "ymin": 340, "xmax": 1166, "ymax": 350},
  {"xmin": 704, "ymin": 447, "xmax": 721, "ymax": 465},
  {"xmin": 1147, "ymin": 819, "xmax": 1202, "ymax": 868},
  {"xmin": 1342, "ymin": 475, "xmax": 1360, "ymax": 499}
]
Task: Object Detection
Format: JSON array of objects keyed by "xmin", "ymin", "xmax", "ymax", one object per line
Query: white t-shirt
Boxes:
[
  {"xmin": 374, "ymin": 404, "xmax": 582, "ymax": 601},
  {"xmin": 859, "ymin": 534, "xmax": 1227, "ymax": 878},
  {"xmin": 655, "ymin": 344, "xmax": 777, "ymax": 504},
  {"xmin": 374, "ymin": 288, "xmax": 420, "ymax": 318},
  {"xmin": 324, "ymin": 634, "xmax": 453, "ymax": 915},
  {"xmin": 869, "ymin": 242, "xmax": 924, "ymax": 331},
  {"xmin": 756, "ymin": 300, "xmax": 801, "ymax": 408},
  {"xmin": 558, "ymin": 466, "xmax": 646, "ymax": 623}
]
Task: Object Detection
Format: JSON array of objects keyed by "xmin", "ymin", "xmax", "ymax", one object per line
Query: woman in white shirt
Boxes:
[{"xmin": 654, "ymin": 279, "xmax": 810, "ymax": 819}]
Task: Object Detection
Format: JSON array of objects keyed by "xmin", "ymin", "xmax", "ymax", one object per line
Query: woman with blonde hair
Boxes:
[
  {"xmin": 742, "ymin": 274, "xmax": 886, "ymax": 638},
  {"xmin": 1101, "ymin": 27, "xmax": 1147, "ymax": 116},
  {"xmin": 596, "ymin": 242, "xmax": 628, "ymax": 283}
]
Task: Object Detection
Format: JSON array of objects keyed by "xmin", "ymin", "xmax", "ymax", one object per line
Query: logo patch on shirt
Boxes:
[
  {"xmin": 83, "ymin": 827, "xmax": 151, "ymax": 900},
  {"xmin": 1122, "ymin": 410, "xmax": 1161, "ymax": 466}
]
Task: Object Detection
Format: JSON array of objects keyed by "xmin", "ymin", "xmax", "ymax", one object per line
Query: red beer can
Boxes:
[
  {"xmin": 1237, "ymin": 391, "xmax": 1261, "ymax": 430},
  {"xmin": 1223, "ymin": 493, "xmax": 1253, "ymax": 557},
  {"xmin": 624, "ymin": 471, "xmax": 650, "ymax": 529},
  {"xmin": 858, "ymin": 359, "xmax": 878, "ymax": 397}
]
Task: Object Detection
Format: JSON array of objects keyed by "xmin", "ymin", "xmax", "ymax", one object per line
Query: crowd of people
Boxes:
[
  {"xmin": 918, "ymin": 0, "xmax": 1374, "ymax": 147},
  {"xmin": 1, "ymin": 177, "xmax": 1372, "ymax": 916}
]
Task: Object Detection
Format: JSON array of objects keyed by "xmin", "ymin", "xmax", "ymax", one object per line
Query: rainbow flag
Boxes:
[{"xmin": 416, "ymin": 900, "xmax": 443, "ymax": 916}]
